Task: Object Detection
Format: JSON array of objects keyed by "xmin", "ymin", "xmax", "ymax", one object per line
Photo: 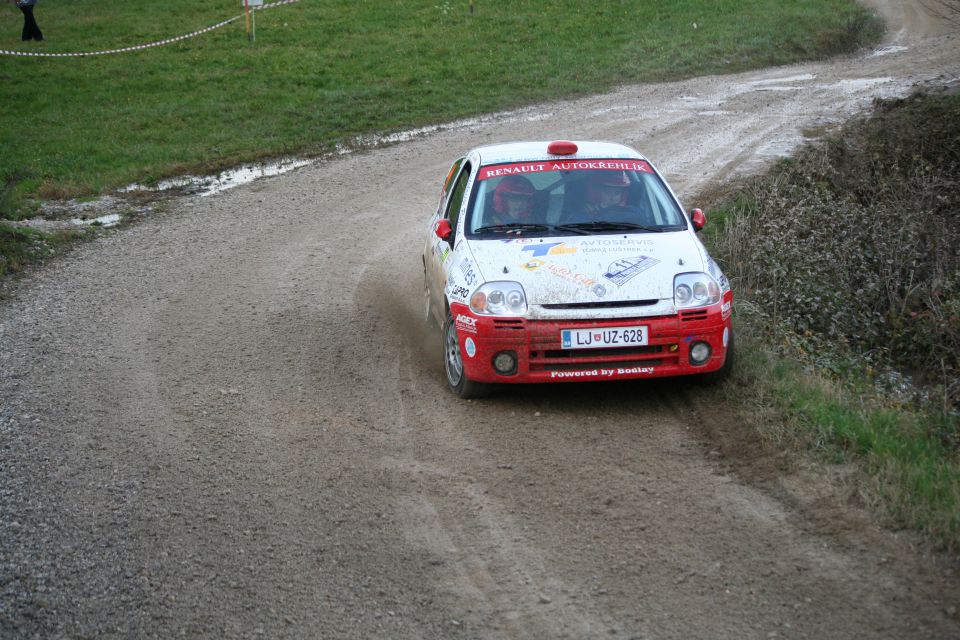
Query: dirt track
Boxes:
[{"xmin": 2, "ymin": 2, "xmax": 960, "ymax": 638}]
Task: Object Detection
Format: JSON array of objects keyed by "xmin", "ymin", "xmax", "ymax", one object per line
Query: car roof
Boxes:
[{"xmin": 472, "ymin": 141, "xmax": 647, "ymax": 165}]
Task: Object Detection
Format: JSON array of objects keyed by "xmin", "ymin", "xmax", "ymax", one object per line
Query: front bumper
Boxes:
[{"xmin": 450, "ymin": 294, "xmax": 732, "ymax": 384}]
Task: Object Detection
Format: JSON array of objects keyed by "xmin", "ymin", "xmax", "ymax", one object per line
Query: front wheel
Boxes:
[{"xmin": 443, "ymin": 311, "xmax": 489, "ymax": 399}]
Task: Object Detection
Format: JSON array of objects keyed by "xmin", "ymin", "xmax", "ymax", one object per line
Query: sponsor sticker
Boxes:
[
  {"xmin": 579, "ymin": 237, "xmax": 654, "ymax": 247},
  {"xmin": 520, "ymin": 260, "xmax": 596, "ymax": 287},
  {"xmin": 708, "ymin": 258, "xmax": 731, "ymax": 291},
  {"xmin": 602, "ymin": 255, "xmax": 660, "ymax": 287},
  {"xmin": 464, "ymin": 337, "xmax": 477, "ymax": 358},
  {"xmin": 548, "ymin": 366, "xmax": 654, "ymax": 379},
  {"xmin": 521, "ymin": 243, "xmax": 577, "ymax": 258},
  {"xmin": 456, "ymin": 313, "xmax": 478, "ymax": 334},
  {"xmin": 459, "ymin": 259, "xmax": 478, "ymax": 286},
  {"xmin": 478, "ymin": 159, "xmax": 654, "ymax": 181},
  {"xmin": 521, "ymin": 258, "xmax": 545, "ymax": 272},
  {"xmin": 449, "ymin": 285, "xmax": 470, "ymax": 301}
]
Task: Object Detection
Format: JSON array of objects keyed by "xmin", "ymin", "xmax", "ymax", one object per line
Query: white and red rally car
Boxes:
[{"xmin": 423, "ymin": 140, "xmax": 733, "ymax": 398}]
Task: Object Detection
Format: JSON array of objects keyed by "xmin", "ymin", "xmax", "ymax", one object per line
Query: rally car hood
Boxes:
[{"xmin": 464, "ymin": 233, "xmax": 708, "ymax": 310}]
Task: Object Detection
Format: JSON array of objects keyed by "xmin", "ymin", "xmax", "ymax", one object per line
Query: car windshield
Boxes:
[{"xmin": 465, "ymin": 159, "xmax": 687, "ymax": 237}]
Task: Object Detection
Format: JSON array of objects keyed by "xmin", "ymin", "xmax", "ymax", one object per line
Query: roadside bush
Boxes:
[
  {"xmin": 712, "ymin": 89, "xmax": 960, "ymax": 411},
  {"xmin": 814, "ymin": 10, "xmax": 884, "ymax": 57}
]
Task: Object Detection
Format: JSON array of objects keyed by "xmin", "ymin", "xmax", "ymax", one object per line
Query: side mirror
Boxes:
[
  {"xmin": 691, "ymin": 208, "xmax": 706, "ymax": 232},
  {"xmin": 434, "ymin": 219, "xmax": 453, "ymax": 242}
]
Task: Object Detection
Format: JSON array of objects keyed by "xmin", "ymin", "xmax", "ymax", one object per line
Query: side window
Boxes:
[
  {"xmin": 436, "ymin": 158, "xmax": 463, "ymax": 216},
  {"xmin": 444, "ymin": 161, "xmax": 472, "ymax": 231}
]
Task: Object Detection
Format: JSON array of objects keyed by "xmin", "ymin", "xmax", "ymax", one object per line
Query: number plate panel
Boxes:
[{"xmin": 560, "ymin": 325, "xmax": 649, "ymax": 350}]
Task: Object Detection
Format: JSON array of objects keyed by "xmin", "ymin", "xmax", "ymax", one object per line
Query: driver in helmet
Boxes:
[
  {"xmin": 490, "ymin": 175, "xmax": 536, "ymax": 225},
  {"xmin": 586, "ymin": 171, "xmax": 632, "ymax": 215}
]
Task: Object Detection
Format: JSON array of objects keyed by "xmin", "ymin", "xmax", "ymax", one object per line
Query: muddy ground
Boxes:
[{"xmin": 2, "ymin": 1, "xmax": 960, "ymax": 638}]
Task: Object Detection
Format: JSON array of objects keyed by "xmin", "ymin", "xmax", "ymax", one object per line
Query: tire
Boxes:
[
  {"xmin": 697, "ymin": 331, "xmax": 734, "ymax": 385},
  {"xmin": 442, "ymin": 311, "xmax": 489, "ymax": 399},
  {"xmin": 423, "ymin": 269, "xmax": 437, "ymax": 329}
]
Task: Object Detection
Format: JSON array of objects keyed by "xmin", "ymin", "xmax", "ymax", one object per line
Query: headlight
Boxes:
[
  {"xmin": 674, "ymin": 272, "xmax": 721, "ymax": 309},
  {"xmin": 470, "ymin": 281, "xmax": 527, "ymax": 316}
]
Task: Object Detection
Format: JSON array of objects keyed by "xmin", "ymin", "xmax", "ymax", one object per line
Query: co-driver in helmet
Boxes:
[{"xmin": 586, "ymin": 170, "xmax": 632, "ymax": 216}]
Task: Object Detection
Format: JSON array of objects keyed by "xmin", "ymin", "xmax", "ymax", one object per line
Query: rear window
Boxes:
[{"xmin": 466, "ymin": 159, "xmax": 686, "ymax": 236}]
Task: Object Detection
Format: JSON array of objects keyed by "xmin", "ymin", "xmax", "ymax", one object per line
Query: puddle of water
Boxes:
[
  {"xmin": 591, "ymin": 105, "xmax": 635, "ymax": 116},
  {"xmin": 355, "ymin": 123, "xmax": 453, "ymax": 147},
  {"xmin": 69, "ymin": 213, "xmax": 122, "ymax": 227},
  {"xmin": 751, "ymin": 85, "xmax": 805, "ymax": 92},
  {"xmin": 116, "ymin": 103, "xmax": 566, "ymax": 199},
  {"xmin": 749, "ymin": 73, "xmax": 817, "ymax": 86},
  {"xmin": 121, "ymin": 158, "xmax": 313, "ymax": 197},
  {"xmin": 869, "ymin": 45, "xmax": 909, "ymax": 58},
  {"xmin": 830, "ymin": 77, "xmax": 895, "ymax": 91},
  {"xmin": 103, "ymin": 103, "xmax": 572, "ymax": 204}
]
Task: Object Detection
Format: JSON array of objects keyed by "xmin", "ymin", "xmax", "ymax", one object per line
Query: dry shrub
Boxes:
[{"xmin": 712, "ymin": 89, "xmax": 960, "ymax": 409}]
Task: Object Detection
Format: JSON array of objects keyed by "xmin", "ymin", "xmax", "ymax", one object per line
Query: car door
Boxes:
[{"xmin": 426, "ymin": 158, "xmax": 472, "ymax": 320}]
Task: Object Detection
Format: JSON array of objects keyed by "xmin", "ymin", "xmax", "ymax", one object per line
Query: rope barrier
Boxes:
[{"xmin": 0, "ymin": 0, "xmax": 300, "ymax": 58}]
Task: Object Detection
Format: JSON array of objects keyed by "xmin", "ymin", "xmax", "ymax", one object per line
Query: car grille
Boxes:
[
  {"xmin": 536, "ymin": 359, "xmax": 665, "ymax": 372},
  {"xmin": 493, "ymin": 319, "xmax": 524, "ymax": 331},
  {"xmin": 680, "ymin": 309, "xmax": 709, "ymax": 321},
  {"xmin": 540, "ymin": 345, "xmax": 663, "ymax": 359},
  {"xmin": 529, "ymin": 345, "xmax": 669, "ymax": 372}
]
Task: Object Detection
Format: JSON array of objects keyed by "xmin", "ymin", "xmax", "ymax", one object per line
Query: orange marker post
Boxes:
[{"xmin": 243, "ymin": 0, "xmax": 263, "ymax": 42}]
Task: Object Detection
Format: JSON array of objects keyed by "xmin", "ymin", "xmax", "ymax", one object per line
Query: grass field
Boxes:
[{"xmin": 0, "ymin": 0, "xmax": 880, "ymax": 207}]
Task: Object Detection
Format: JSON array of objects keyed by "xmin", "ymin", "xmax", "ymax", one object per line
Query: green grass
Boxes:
[
  {"xmin": 728, "ymin": 326, "xmax": 960, "ymax": 551},
  {"xmin": 0, "ymin": 0, "xmax": 881, "ymax": 202}
]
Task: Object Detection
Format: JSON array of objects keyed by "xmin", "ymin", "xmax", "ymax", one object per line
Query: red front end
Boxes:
[{"xmin": 450, "ymin": 292, "xmax": 732, "ymax": 384}]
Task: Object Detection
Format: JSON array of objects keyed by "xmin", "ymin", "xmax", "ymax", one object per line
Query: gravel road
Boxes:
[{"xmin": 2, "ymin": 1, "xmax": 960, "ymax": 638}]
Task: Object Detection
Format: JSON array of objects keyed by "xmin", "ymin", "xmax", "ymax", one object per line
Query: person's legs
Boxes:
[
  {"xmin": 19, "ymin": 6, "xmax": 30, "ymax": 41},
  {"xmin": 21, "ymin": 5, "xmax": 42, "ymax": 41}
]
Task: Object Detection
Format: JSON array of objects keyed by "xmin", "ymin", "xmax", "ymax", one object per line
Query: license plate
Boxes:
[{"xmin": 561, "ymin": 325, "xmax": 649, "ymax": 349}]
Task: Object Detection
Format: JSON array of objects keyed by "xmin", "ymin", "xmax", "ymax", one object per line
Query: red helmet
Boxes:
[
  {"xmin": 587, "ymin": 171, "xmax": 630, "ymax": 207},
  {"xmin": 493, "ymin": 175, "xmax": 535, "ymax": 217}
]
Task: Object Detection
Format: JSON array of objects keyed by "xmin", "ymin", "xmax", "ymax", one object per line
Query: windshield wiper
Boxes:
[
  {"xmin": 556, "ymin": 221, "xmax": 666, "ymax": 233},
  {"xmin": 473, "ymin": 223, "xmax": 551, "ymax": 234}
]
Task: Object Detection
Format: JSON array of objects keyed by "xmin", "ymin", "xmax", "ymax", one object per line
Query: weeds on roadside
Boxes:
[
  {"xmin": 707, "ymin": 89, "xmax": 960, "ymax": 551},
  {"xmin": 0, "ymin": 223, "xmax": 49, "ymax": 278},
  {"xmin": 713, "ymin": 89, "xmax": 960, "ymax": 412}
]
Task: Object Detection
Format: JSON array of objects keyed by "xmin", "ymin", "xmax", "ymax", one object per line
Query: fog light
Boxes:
[
  {"xmin": 493, "ymin": 351, "xmax": 518, "ymax": 375},
  {"xmin": 690, "ymin": 341, "xmax": 712, "ymax": 366}
]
